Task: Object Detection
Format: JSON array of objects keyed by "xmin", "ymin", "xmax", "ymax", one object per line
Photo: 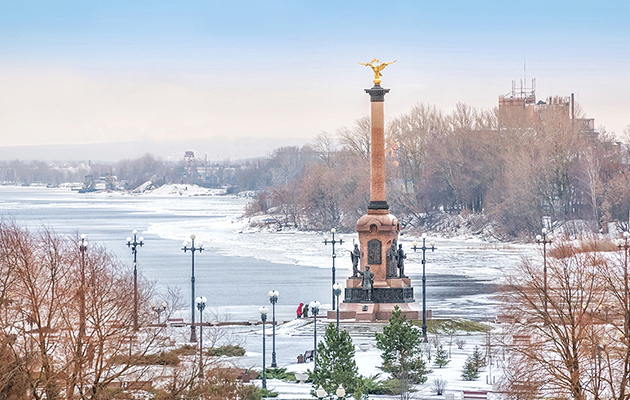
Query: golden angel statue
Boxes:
[{"xmin": 358, "ymin": 59, "xmax": 396, "ymax": 85}]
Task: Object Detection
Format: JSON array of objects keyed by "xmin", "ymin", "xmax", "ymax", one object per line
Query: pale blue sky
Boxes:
[{"xmin": 1, "ymin": 1, "xmax": 628, "ymax": 159}]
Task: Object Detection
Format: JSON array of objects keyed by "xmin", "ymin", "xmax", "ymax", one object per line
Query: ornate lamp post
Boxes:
[
  {"xmin": 126, "ymin": 230, "xmax": 144, "ymax": 331},
  {"xmin": 617, "ymin": 231, "xmax": 630, "ymax": 334},
  {"xmin": 74, "ymin": 234, "xmax": 88, "ymax": 390},
  {"xmin": 310, "ymin": 300, "xmax": 321, "ymax": 371},
  {"xmin": 259, "ymin": 306, "xmax": 269, "ymax": 389},
  {"xmin": 151, "ymin": 301, "xmax": 167, "ymax": 324},
  {"xmin": 324, "ymin": 229, "xmax": 343, "ymax": 310},
  {"xmin": 412, "ymin": 233, "xmax": 436, "ymax": 342},
  {"xmin": 268, "ymin": 290, "xmax": 279, "ymax": 368},
  {"xmin": 76, "ymin": 232, "xmax": 88, "ymax": 383},
  {"xmin": 79, "ymin": 234, "xmax": 88, "ymax": 337},
  {"xmin": 182, "ymin": 234, "xmax": 204, "ymax": 342},
  {"xmin": 536, "ymin": 228, "xmax": 553, "ymax": 315},
  {"xmin": 333, "ymin": 283, "xmax": 342, "ymax": 329},
  {"xmin": 195, "ymin": 296, "xmax": 207, "ymax": 378}
]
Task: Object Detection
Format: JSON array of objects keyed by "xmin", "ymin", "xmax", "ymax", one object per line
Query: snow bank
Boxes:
[{"xmin": 133, "ymin": 182, "xmax": 226, "ymax": 196}]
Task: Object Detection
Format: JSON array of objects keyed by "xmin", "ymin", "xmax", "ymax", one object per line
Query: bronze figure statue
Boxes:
[
  {"xmin": 358, "ymin": 265, "xmax": 375, "ymax": 301},
  {"xmin": 386, "ymin": 239, "xmax": 398, "ymax": 278},
  {"xmin": 397, "ymin": 244, "xmax": 407, "ymax": 278},
  {"xmin": 350, "ymin": 244, "xmax": 361, "ymax": 278}
]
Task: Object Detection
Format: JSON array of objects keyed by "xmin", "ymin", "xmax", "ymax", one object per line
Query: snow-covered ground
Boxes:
[
  {"xmin": 268, "ymin": 325, "xmax": 499, "ymax": 399},
  {"xmin": 159, "ymin": 316, "xmax": 502, "ymax": 399},
  {"xmin": 140, "ymin": 183, "xmax": 227, "ymax": 196}
]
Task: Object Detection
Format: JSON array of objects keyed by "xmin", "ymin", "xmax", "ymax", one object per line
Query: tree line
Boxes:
[
  {"xmin": 2, "ymin": 101, "xmax": 629, "ymax": 239},
  {"xmin": 0, "ymin": 154, "xmax": 242, "ymax": 190},
  {"xmin": 246, "ymin": 103, "xmax": 630, "ymax": 239}
]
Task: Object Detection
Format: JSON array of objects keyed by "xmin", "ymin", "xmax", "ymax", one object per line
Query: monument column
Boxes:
[
  {"xmin": 356, "ymin": 79, "xmax": 397, "ymax": 284},
  {"xmin": 365, "ymin": 85, "xmax": 390, "ymax": 211},
  {"xmin": 330, "ymin": 59, "xmax": 420, "ymax": 322}
]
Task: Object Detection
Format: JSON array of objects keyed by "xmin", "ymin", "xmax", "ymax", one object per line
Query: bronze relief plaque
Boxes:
[{"xmin": 367, "ymin": 239, "xmax": 382, "ymax": 264}]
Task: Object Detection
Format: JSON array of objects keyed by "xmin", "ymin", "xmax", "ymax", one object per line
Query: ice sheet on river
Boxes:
[{"xmin": 0, "ymin": 186, "xmax": 537, "ymax": 319}]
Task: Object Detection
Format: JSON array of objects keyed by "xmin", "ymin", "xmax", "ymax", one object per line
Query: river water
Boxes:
[{"xmin": 0, "ymin": 185, "xmax": 536, "ymax": 322}]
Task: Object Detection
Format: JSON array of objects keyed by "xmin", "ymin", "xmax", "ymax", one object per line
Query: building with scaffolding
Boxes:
[{"xmin": 498, "ymin": 79, "xmax": 596, "ymax": 134}]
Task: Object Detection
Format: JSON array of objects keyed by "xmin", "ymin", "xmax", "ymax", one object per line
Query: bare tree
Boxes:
[
  {"xmin": 388, "ymin": 104, "xmax": 444, "ymax": 215},
  {"xmin": 338, "ymin": 116, "xmax": 371, "ymax": 162},
  {"xmin": 236, "ymin": 101, "xmax": 630, "ymax": 237},
  {"xmin": 500, "ymin": 238, "xmax": 630, "ymax": 400},
  {"xmin": 310, "ymin": 131, "xmax": 337, "ymax": 168},
  {"xmin": 581, "ymin": 147, "xmax": 602, "ymax": 228},
  {"xmin": 0, "ymin": 221, "xmax": 169, "ymax": 400}
]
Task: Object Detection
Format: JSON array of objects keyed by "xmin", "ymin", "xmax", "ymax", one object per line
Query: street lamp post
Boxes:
[
  {"xmin": 260, "ymin": 306, "xmax": 269, "ymax": 389},
  {"xmin": 324, "ymin": 229, "xmax": 343, "ymax": 310},
  {"xmin": 79, "ymin": 234, "xmax": 88, "ymax": 337},
  {"xmin": 268, "ymin": 290, "xmax": 279, "ymax": 368},
  {"xmin": 412, "ymin": 234, "xmax": 436, "ymax": 342},
  {"xmin": 617, "ymin": 231, "xmax": 630, "ymax": 335},
  {"xmin": 536, "ymin": 228, "xmax": 553, "ymax": 316},
  {"xmin": 182, "ymin": 234, "xmax": 204, "ymax": 342},
  {"xmin": 126, "ymin": 230, "xmax": 144, "ymax": 332},
  {"xmin": 333, "ymin": 283, "xmax": 342, "ymax": 330},
  {"xmin": 151, "ymin": 301, "xmax": 167, "ymax": 324},
  {"xmin": 196, "ymin": 296, "xmax": 207, "ymax": 378},
  {"xmin": 76, "ymin": 234, "xmax": 88, "ymax": 388},
  {"xmin": 310, "ymin": 301, "xmax": 321, "ymax": 371}
]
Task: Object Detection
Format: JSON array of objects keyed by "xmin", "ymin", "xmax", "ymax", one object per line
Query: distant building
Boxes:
[{"xmin": 498, "ymin": 79, "xmax": 596, "ymax": 135}]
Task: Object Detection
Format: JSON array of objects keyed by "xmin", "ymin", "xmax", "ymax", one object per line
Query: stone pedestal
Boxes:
[
  {"xmin": 357, "ymin": 210, "xmax": 399, "ymax": 281},
  {"xmin": 327, "ymin": 208, "xmax": 420, "ymax": 321}
]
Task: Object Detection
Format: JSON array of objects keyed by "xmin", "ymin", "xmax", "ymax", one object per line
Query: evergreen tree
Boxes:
[
  {"xmin": 434, "ymin": 345, "xmax": 450, "ymax": 368},
  {"xmin": 310, "ymin": 323, "xmax": 359, "ymax": 396},
  {"xmin": 461, "ymin": 346, "xmax": 485, "ymax": 381},
  {"xmin": 376, "ymin": 306, "xmax": 430, "ymax": 399},
  {"xmin": 470, "ymin": 345, "xmax": 486, "ymax": 370},
  {"xmin": 461, "ymin": 357, "xmax": 480, "ymax": 381}
]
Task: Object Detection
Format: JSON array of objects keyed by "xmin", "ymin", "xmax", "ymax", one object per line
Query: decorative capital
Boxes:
[{"xmin": 365, "ymin": 85, "xmax": 390, "ymax": 102}]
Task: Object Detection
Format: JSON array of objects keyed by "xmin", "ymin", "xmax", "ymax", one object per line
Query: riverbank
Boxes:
[{"xmin": 0, "ymin": 185, "xmax": 534, "ymax": 321}]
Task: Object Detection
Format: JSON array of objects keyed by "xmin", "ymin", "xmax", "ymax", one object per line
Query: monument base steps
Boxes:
[
  {"xmin": 327, "ymin": 302, "xmax": 420, "ymax": 322},
  {"xmin": 346, "ymin": 277, "xmax": 411, "ymax": 289}
]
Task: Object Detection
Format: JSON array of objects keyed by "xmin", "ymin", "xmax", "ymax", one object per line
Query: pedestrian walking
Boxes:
[{"xmin": 302, "ymin": 302, "xmax": 309, "ymax": 318}]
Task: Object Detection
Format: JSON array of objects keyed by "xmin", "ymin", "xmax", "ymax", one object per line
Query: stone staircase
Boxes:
[{"xmin": 286, "ymin": 319, "xmax": 386, "ymax": 338}]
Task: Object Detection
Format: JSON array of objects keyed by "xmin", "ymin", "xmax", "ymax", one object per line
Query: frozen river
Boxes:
[{"xmin": 0, "ymin": 185, "xmax": 536, "ymax": 322}]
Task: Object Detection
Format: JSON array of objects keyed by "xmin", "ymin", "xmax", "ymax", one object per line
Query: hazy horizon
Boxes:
[
  {"xmin": 0, "ymin": 136, "xmax": 312, "ymax": 163},
  {"xmin": 2, "ymin": 1, "xmax": 629, "ymax": 158}
]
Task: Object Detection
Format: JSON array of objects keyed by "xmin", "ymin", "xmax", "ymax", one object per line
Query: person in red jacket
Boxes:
[{"xmin": 296, "ymin": 302, "xmax": 303, "ymax": 318}]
